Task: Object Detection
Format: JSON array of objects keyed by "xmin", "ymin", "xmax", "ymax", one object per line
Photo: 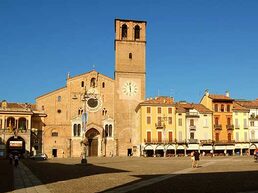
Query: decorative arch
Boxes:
[
  {"xmin": 122, "ymin": 24, "xmax": 127, "ymax": 38},
  {"xmin": 134, "ymin": 25, "xmax": 140, "ymax": 39},
  {"xmin": 6, "ymin": 136, "xmax": 25, "ymax": 155},
  {"xmin": 18, "ymin": 117, "xmax": 27, "ymax": 130}
]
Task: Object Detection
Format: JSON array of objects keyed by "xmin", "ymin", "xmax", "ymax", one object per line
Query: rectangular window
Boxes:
[
  {"xmin": 147, "ymin": 131, "xmax": 151, "ymax": 142},
  {"xmin": 157, "ymin": 116, "xmax": 162, "ymax": 125},
  {"xmin": 190, "ymin": 119, "xmax": 194, "ymax": 126},
  {"xmin": 190, "ymin": 132, "xmax": 194, "ymax": 139},
  {"xmin": 168, "ymin": 131, "xmax": 173, "ymax": 142},
  {"xmin": 157, "ymin": 107, "xmax": 162, "ymax": 114},
  {"xmin": 227, "ymin": 105, "xmax": 230, "ymax": 112},
  {"xmin": 147, "ymin": 116, "xmax": 151, "ymax": 124},
  {"xmin": 147, "ymin": 107, "xmax": 151, "ymax": 114},
  {"xmin": 168, "ymin": 107, "xmax": 172, "ymax": 114},
  {"xmin": 168, "ymin": 117, "xmax": 172, "ymax": 124},
  {"xmin": 221, "ymin": 105, "xmax": 224, "ymax": 112},
  {"xmin": 235, "ymin": 132, "xmax": 239, "ymax": 142},
  {"xmin": 203, "ymin": 119, "xmax": 208, "ymax": 127},
  {"xmin": 251, "ymin": 121, "xmax": 254, "ymax": 127},
  {"xmin": 214, "ymin": 104, "xmax": 218, "ymax": 112},
  {"xmin": 244, "ymin": 132, "xmax": 248, "ymax": 142},
  {"xmin": 215, "ymin": 133, "xmax": 219, "ymax": 141},
  {"xmin": 178, "ymin": 131, "xmax": 182, "ymax": 141},
  {"xmin": 158, "ymin": 131, "xmax": 162, "ymax": 142},
  {"xmin": 178, "ymin": 118, "xmax": 182, "ymax": 126},
  {"xmin": 244, "ymin": 119, "xmax": 248, "ymax": 128},
  {"xmin": 235, "ymin": 119, "xmax": 239, "ymax": 128}
]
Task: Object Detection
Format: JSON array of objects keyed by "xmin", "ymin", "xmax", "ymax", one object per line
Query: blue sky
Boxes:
[{"xmin": 1, "ymin": 0, "xmax": 258, "ymax": 103}]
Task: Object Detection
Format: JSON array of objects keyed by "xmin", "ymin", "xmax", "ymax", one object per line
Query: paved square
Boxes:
[{"xmin": 22, "ymin": 156, "xmax": 258, "ymax": 193}]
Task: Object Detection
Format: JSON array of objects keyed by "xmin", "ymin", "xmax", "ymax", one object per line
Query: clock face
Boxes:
[{"xmin": 122, "ymin": 81, "xmax": 138, "ymax": 96}]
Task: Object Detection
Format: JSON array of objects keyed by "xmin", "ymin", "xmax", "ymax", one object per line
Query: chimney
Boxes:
[{"xmin": 225, "ymin": 91, "xmax": 230, "ymax": 97}]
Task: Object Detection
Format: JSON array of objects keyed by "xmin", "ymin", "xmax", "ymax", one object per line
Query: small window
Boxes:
[
  {"xmin": 129, "ymin": 53, "xmax": 132, "ymax": 59},
  {"xmin": 178, "ymin": 118, "xmax": 182, "ymax": 126},
  {"xmin": 147, "ymin": 107, "xmax": 151, "ymax": 113},
  {"xmin": 227, "ymin": 105, "xmax": 230, "ymax": 112},
  {"xmin": 90, "ymin": 78, "xmax": 96, "ymax": 88},
  {"xmin": 168, "ymin": 107, "xmax": 172, "ymax": 114},
  {"xmin": 190, "ymin": 119, "xmax": 194, "ymax": 126},
  {"xmin": 102, "ymin": 82, "xmax": 105, "ymax": 88},
  {"xmin": 168, "ymin": 117, "xmax": 172, "ymax": 124},
  {"xmin": 81, "ymin": 81, "xmax": 84, "ymax": 88},
  {"xmin": 147, "ymin": 116, "xmax": 151, "ymax": 124},
  {"xmin": 214, "ymin": 104, "xmax": 218, "ymax": 112},
  {"xmin": 108, "ymin": 124, "xmax": 112, "ymax": 137},
  {"xmin": 57, "ymin": 96, "xmax": 61, "ymax": 102},
  {"xmin": 42, "ymin": 105, "xmax": 44, "ymax": 110},
  {"xmin": 157, "ymin": 107, "xmax": 162, "ymax": 114},
  {"xmin": 221, "ymin": 104, "xmax": 224, "ymax": 112},
  {"xmin": 52, "ymin": 131, "xmax": 58, "ymax": 137},
  {"xmin": 57, "ymin": 109, "xmax": 62, "ymax": 113}
]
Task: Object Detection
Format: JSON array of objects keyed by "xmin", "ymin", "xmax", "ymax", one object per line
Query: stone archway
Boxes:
[
  {"xmin": 86, "ymin": 128, "xmax": 100, "ymax": 157},
  {"xmin": 6, "ymin": 136, "xmax": 25, "ymax": 155}
]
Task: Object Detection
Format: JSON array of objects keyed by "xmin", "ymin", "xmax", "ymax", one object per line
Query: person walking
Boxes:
[
  {"xmin": 194, "ymin": 151, "xmax": 200, "ymax": 168},
  {"xmin": 9, "ymin": 153, "xmax": 13, "ymax": 165},
  {"xmin": 14, "ymin": 155, "xmax": 19, "ymax": 167},
  {"xmin": 190, "ymin": 151, "xmax": 195, "ymax": 168}
]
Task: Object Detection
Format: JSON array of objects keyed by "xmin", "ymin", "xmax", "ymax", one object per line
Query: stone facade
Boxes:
[{"xmin": 36, "ymin": 19, "xmax": 147, "ymax": 158}]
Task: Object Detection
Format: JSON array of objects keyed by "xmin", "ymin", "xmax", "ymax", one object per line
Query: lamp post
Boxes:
[{"xmin": 81, "ymin": 88, "xmax": 89, "ymax": 164}]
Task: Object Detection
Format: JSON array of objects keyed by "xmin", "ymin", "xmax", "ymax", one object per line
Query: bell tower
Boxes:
[{"xmin": 114, "ymin": 19, "xmax": 147, "ymax": 156}]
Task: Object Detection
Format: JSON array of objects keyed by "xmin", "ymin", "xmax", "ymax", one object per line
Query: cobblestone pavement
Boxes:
[{"xmin": 20, "ymin": 156, "xmax": 258, "ymax": 193}]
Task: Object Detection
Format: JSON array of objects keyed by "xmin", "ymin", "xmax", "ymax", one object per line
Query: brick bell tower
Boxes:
[{"xmin": 114, "ymin": 19, "xmax": 146, "ymax": 156}]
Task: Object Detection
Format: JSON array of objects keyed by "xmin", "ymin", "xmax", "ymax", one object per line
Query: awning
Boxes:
[
  {"xmin": 156, "ymin": 145, "xmax": 164, "ymax": 150},
  {"xmin": 226, "ymin": 146, "xmax": 235, "ymax": 150},
  {"xmin": 187, "ymin": 144, "xmax": 199, "ymax": 150},
  {"xmin": 166, "ymin": 145, "xmax": 176, "ymax": 150},
  {"xmin": 144, "ymin": 145, "xmax": 154, "ymax": 150},
  {"xmin": 177, "ymin": 145, "xmax": 185, "ymax": 150},
  {"xmin": 214, "ymin": 146, "xmax": 226, "ymax": 150},
  {"xmin": 200, "ymin": 146, "xmax": 212, "ymax": 150}
]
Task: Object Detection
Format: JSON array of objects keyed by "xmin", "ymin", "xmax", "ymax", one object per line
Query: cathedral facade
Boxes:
[{"xmin": 36, "ymin": 19, "xmax": 147, "ymax": 157}]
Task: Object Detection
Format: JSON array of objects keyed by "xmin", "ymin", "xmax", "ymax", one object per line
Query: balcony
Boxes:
[
  {"xmin": 188, "ymin": 138, "xmax": 199, "ymax": 144},
  {"xmin": 186, "ymin": 112, "xmax": 199, "ymax": 118},
  {"xmin": 189, "ymin": 125, "xmax": 196, "ymax": 131},
  {"xmin": 155, "ymin": 123, "xmax": 165, "ymax": 129},
  {"xmin": 214, "ymin": 124, "xmax": 222, "ymax": 130},
  {"xmin": 0, "ymin": 128, "xmax": 28, "ymax": 134},
  {"xmin": 226, "ymin": 124, "xmax": 234, "ymax": 130}
]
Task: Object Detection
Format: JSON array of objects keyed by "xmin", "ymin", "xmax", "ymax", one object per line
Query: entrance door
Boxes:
[
  {"xmin": 89, "ymin": 139, "xmax": 98, "ymax": 156},
  {"xmin": 52, "ymin": 149, "xmax": 57, "ymax": 157}
]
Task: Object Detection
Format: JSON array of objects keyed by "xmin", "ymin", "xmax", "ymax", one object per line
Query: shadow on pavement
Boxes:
[
  {"xmin": 22, "ymin": 159, "xmax": 128, "ymax": 185},
  {"xmin": 0, "ymin": 159, "xmax": 14, "ymax": 193},
  {"xmin": 100, "ymin": 170, "xmax": 258, "ymax": 193}
]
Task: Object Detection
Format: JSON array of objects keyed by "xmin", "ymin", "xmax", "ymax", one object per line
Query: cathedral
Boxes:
[{"xmin": 36, "ymin": 19, "xmax": 147, "ymax": 158}]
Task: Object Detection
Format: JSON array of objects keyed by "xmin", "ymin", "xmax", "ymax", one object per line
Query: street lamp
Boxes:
[{"xmin": 81, "ymin": 90, "xmax": 89, "ymax": 164}]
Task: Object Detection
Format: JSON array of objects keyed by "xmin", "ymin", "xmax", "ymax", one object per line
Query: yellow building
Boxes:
[
  {"xmin": 136, "ymin": 97, "xmax": 175, "ymax": 157},
  {"xmin": 233, "ymin": 102, "xmax": 250, "ymax": 155}
]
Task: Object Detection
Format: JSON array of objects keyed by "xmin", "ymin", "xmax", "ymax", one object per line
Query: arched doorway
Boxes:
[
  {"xmin": 6, "ymin": 136, "xmax": 25, "ymax": 156},
  {"xmin": 86, "ymin": 128, "xmax": 100, "ymax": 157}
]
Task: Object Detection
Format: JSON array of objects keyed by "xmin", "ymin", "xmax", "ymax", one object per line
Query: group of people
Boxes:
[
  {"xmin": 190, "ymin": 151, "xmax": 200, "ymax": 168},
  {"xmin": 9, "ymin": 153, "xmax": 19, "ymax": 167}
]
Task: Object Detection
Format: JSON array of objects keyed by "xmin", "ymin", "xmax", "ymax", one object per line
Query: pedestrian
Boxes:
[
  {"xmin": 210, "ymin": 149, "xmax": 213, "ymax": 158},
  {"xmin": 190, "ymin": 151, "xmax": 195, "ymax": 168},
  {"xmin": 194, "ymin": 151, "xmax": 200, "ymax": 168},
  {"xmin": 14, "ymin": 155, "xmax": 19, "ymax": 167},
  {"xmin": 9, "ymin": 153, "xmax": 13, "ymax": 165}
]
